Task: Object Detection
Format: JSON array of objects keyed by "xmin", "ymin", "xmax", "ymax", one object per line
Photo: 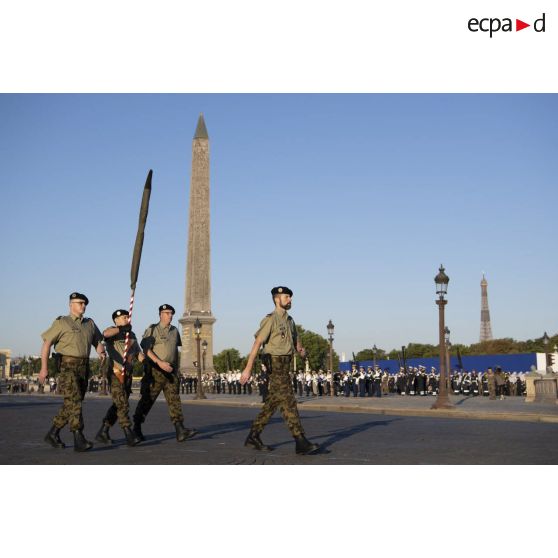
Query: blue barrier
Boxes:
[{"xmin": 339, "ymin": 353, "xmax": 537, "ymax": 373}]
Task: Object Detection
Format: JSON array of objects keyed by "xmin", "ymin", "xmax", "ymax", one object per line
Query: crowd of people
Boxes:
[
  {"xmin": 2, "ymin": 366, "xmax": 528, "ymax": 401},
  {"xmin": 173, "ymin": 365, "xmax": 529, "ymax": 400}
]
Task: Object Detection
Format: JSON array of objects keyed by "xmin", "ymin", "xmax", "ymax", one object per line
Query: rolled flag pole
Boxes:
[{"xmin": 115, "ymin": 170, "xmax": 153, "ymax": 384}]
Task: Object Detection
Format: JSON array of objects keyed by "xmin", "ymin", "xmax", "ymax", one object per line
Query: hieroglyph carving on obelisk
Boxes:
[{"xmin": 179, "ymin": 114, "xmax": 216, "ymax": 374}]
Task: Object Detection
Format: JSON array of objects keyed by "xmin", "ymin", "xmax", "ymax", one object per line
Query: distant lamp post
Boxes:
[
  {"xmin": 432, "ymin": 265, "xmax": 453, "ymax": 409},
  {"xmin": 444, "ymin": 326, "xmax": 451, "ymax": 379},
  {"xmin": 202, "ymin": 339, "xmax": 208, "ymax": 372},
  {"xmin": 543, "ymin": 331, "xmax": 550, "ymax": 370},
  {"xmin": 194, "ymin": 318, "xmax": 206, "ymax": 400},
  {"xmin": 373, "ymin": 344, "xmax": 378, "ymax": 370},
  {"xmin": 327, "ymin": 320, "xmax": 335, "ymax": 396}
]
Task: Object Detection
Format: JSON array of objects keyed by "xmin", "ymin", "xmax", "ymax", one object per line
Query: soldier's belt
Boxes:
[{"xmin": 60, "ymin": 355, "xmax": 89, "ymax": 363}]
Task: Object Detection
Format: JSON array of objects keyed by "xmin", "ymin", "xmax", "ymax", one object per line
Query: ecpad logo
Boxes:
[{"xmin": 468, "ymin": 13, "xmax": 546, "ymax": 37}]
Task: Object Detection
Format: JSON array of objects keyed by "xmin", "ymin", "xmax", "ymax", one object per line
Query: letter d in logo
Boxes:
[{"xmin": 534, "ymin": 13, "xmax": 546, "ymax": 32}]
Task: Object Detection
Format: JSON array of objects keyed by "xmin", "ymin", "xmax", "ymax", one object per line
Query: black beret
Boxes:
[
  {"xmin": 159, "ymin": 304, "xmax": 175, "ymax": 314},
  {"xmin": 271, "ymin": 286, "xmax": 293, "ymax": 296},
  {"xmin": 69, "ymin": 292, "xmax": 89, "ymax": 305},
  {"xmin": 112, "ymin": 309, "xmax": 129, "ymax": 321}
]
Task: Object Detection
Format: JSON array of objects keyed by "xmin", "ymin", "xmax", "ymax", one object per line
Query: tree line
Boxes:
[{"xmin": 9, "ymin": 330, "xmax": 556, "ymax": 377}]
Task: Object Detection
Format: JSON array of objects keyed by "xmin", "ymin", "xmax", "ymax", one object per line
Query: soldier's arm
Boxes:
[
  {"xmin": 103, "ymin": 326, "xmax": 120, "ymax": 338},
  {"xmin": 39, "ymin": 339, "xmax": 53, "ymax": 383},
  {"xmin": 145, "ymin": 349, "xmax": 173, "ymax": 372},
  {"xmin": 241, "ymin": 336, "xmax": 265, "ymax": 383},
  {"xmin": 95, "ymin": 342, "xmax": 107, "ymax": 360}
]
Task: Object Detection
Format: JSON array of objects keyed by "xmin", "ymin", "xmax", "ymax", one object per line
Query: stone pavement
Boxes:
[
  {"xmin": 4, "ymin": 390, "xmax": 558, "ymax": 424},
  {"xmin": 88, "ymin": 390, "xmax": 558, "ymax": 423},
  {"xmin": 140, "ymin": 391, "xmax": 558, "ymax": 423},
  {"xmin": 2, "ymin": 394, "xmax": 558, "ymax": 464}
]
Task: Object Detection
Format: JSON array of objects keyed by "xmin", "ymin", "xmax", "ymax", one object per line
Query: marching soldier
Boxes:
[
  {"xmin": 39, "ymin": 292, "xmax": 105, "ymax": 452},
  {"xmin": 94, "ymin": 309, "xmax": 143, "ymax": 447},
  {"xmin": 132, "ymin": 304, "xmax": 197, "ymax": 442},
  {"xmin": 486, "ymin": 367, "xmax": 497, "ymax": 400},
  {"xmin": 240, "ymin": 286, "xmax": 320, "ymax": 455}
]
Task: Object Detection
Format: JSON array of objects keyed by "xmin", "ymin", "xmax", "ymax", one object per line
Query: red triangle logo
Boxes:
[{"xmin": 516, "ymin": 19, "xmax": 530, "ymax": 31}]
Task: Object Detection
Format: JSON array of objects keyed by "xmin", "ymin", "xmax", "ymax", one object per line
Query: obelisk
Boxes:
[
  {"xmin": 479, "ymin": 273, "xmax": 493, "ymax": 342},
  {"xmin": 179, "ymin": 114, "xmax": 216, "ymax": 375}
]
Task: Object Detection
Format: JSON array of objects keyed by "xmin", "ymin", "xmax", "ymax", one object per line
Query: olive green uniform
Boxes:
[
  {"xmin": 487, "ymin": 370, "xmax": 496, "ymax": 400},
  {"xmin": 42, "ymin": 315, "xmax": 103, "ymax": 431},
  {"xmin": 251, "ymin": 310, "xmax": 304, "ymax": 437},
  {"xmin": 133, "ymin": 323, "xmax": 184, "ymax": 425},
  {"xmin": 102, "ymin": 330, "xmax": 141, "ymax": 429}
]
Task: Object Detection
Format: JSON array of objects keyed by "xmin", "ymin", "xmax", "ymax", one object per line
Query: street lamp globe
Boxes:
[
  {"xmin": 434, "ymin": 265, "xmax": 449, "ymax": 298},
  {"xmin": 444, "ymin": 326, "xmax": 450, "ymax": 345},
  {"xmin": 327, "ymin": 320, "xmax": 334, "ymax": 339},
  {"xmin": 543, "ymin": 332, "xmax": 550, "ymax": 347},
  {"xmin": 194, "ymin": 318, "xmax": 202, "ymax": 335},
  {"xmin": 202, "ymin": 339, "xmax": 208, "ymax": 351}
]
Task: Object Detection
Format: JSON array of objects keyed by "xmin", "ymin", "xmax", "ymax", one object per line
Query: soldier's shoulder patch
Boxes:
[{"xmin": 266, "ymin": 313, "xmax": 273, "ymax": 317}]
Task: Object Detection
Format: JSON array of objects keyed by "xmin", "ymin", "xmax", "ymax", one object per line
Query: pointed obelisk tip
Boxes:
[{"xmin": 194, "ymin": 113, "xmax": 209, "ymax": 139}]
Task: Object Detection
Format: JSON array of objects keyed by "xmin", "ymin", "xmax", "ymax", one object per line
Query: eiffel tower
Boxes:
[{"xmin": 479, "ymin": 273, "xmax": 493, "ymax": 342}]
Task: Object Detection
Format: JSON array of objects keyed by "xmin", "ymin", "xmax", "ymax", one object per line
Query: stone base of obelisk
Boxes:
[{"xmin": 178, "ymin": 313, "xmax": 217, "ymax": 376}]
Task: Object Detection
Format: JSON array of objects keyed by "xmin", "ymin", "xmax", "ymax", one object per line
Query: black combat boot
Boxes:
[
  {"xmin": 123, "ymin": 426, "xmax": 141, "ymax": 447},
  {"xmin": 132, "ymin": 420, "xmax": 145, "ymax": 442},
  {"xmin": 295, "ymin": 435, "xmax": 320, "ymax": 455},
  {"xmin": 95, "ymin": 422, "xmax": 113, "ymax": 445},
  {"xmin": 174, "ymin": 422, "xmax": 198, "ymax": 442},
  {"xmin": 73, "ymin": 430, "xmax": 93, "ymax": 452},
  {"xmin": 44, "ymin": 425, "xmax": 65, "ymax": 449},
  {"xmin": 244, "ymin": 430, "xmax": 272, "ymax": 451}
]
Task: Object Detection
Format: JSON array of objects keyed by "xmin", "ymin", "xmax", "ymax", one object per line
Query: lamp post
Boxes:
[
  {"xmin": 542, "ymin": 331, "xmax": 550, "ymax": 371},
  {"xmin": 372, "ymin": 344, "xmax": 377, "ymax": 370},
  {"xmin": 202, "ymin": 339, "xmax": 208, "ymax": 372},
  {"xmin": 432, "ymin": 265, "xmax": 454, "ymax": 409},
  {"xmin": 194, "ymin": 318, "xmax": 206, "ymax": 400},
  {"xmin": 444, "ymin": 327, "xmax": 451, "ymax": 381},
  {"xmin": 327, "ymin": 320, "xmax": 334, "ymax": 396}
]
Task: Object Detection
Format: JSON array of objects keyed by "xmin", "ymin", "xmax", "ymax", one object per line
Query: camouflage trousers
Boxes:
[
  {"xmin": 133, "ymin": 367, "xmax": 184, "ymax": 425},
  {"xmin": 251, "ymin": 355, "xmax": 304, "ymax": 437},
  {"xmin": 103, "ymin": 374, "xmax": 132, "ymax": 429},
  {"xmin": 52, "ymin": 357, "xmax": 89, "ymax": 432}
]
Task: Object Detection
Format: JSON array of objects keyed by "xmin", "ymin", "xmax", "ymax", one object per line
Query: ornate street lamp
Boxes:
[
  {"xmin": 445, "ymin": 326, "xmax": 451, "ymax": 380},
  {"xmin": 432, "ymin": 265, "xmax": 453, "ymax": 409},
  {"xmin": 202, "ymin": 339, "xmax": 208, "ymax": 372},
  {"xmin": 327, "ymin": 320, "xmax": 335, "ymax": 396},
  {"xmin": 194, "ymin": 318, "xmax": 206, "ymax": 400},
  {"xmin": 543, "ymin": 331, "xmax": 550, "ymax": 370}
]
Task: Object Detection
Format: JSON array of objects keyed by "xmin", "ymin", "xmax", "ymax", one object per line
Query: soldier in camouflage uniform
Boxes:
[
  {"xmin": 240, "ymin": 286, "xmax": 320, "ymax": 455},
  {"xmin": 132, "ymin": 304, "xmax": 197, "ymax": 442},
  {"xmin": 39, "ymin": 292, "xmax": 106, "ymax": 452},
  {"xmin": 94, "ymin": 309, "xmax": 143, "ymax": 447}
]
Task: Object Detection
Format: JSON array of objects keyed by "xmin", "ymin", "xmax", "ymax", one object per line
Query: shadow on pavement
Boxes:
[{"xmin": 304, "ymin": 418, "xmax": 401, "ymax": 452}]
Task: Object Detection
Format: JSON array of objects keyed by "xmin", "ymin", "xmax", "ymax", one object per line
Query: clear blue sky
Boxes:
[{"xmin": 1, "ymin": 94, "xmax": 556, "ymax": 358}]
